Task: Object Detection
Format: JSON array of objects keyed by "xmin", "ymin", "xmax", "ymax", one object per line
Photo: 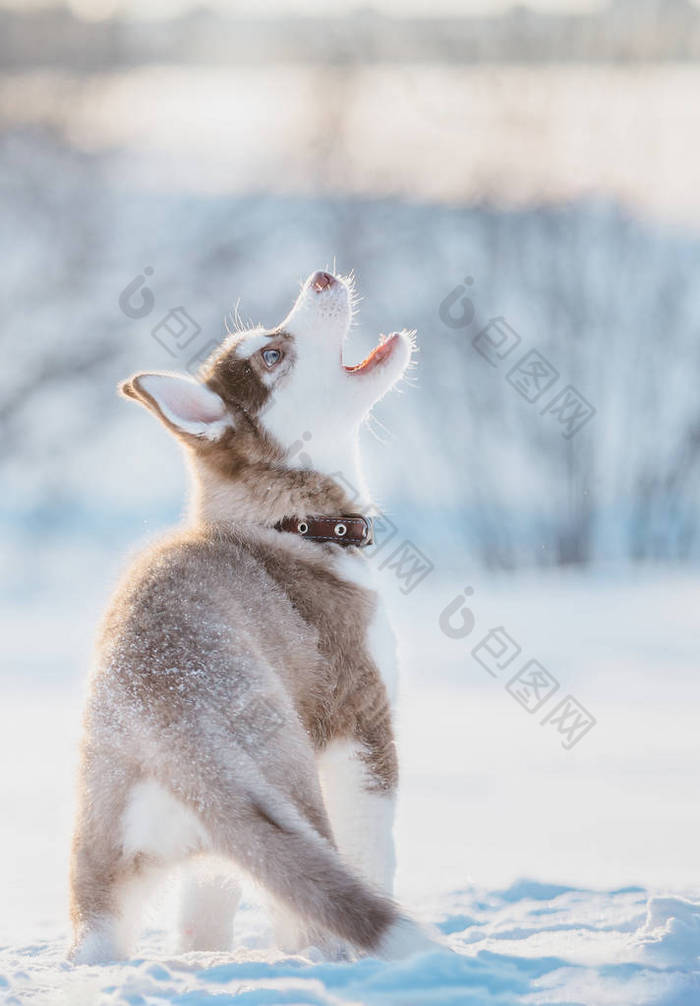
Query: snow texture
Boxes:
[{"xmin": 1, "ymin": 874, "xmax": 698, "ymax": 1004}]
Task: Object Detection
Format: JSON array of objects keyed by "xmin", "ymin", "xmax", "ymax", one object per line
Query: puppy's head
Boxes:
[{"xmin": 121, "ymin": 270, "xmax": 415, "ymax": 474}]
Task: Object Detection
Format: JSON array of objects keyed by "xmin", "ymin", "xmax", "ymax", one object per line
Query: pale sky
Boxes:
[{"xmin": 1, "ymin": 0, "xmax": 613, "ymax": 22}]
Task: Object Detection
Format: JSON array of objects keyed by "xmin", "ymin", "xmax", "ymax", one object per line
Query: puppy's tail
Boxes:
[
  {"xmin": 235, "ymin": 783, "xmax": 431, "ymax": 958},
  {"xmin": 178, "ymin": 757, "xmax": 432, "ymax": 958}
]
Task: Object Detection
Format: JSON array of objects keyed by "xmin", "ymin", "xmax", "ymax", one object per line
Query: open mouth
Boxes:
[
  {"xmin": 343, "ymin": 332, "xmax": 399, "ymax": 375},
  {"xmin": 302, "ymin": 270, "xmax": 401, "ymax": 376}
]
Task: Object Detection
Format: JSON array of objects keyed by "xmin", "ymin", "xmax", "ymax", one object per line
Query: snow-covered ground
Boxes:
[{"xmin": 1, "ymin": 561, "xmax": 699, "ymax": 1004}]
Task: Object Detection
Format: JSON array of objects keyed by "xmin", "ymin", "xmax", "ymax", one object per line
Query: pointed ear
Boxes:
[{"xmin": 119, "ymin": 372, "xmax": 232, "ymax": 441}]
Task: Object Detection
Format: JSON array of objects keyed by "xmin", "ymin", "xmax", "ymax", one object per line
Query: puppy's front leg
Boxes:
[{"xmin": 318, "ymin": 733, "xmax": 397, "ymax": 895}]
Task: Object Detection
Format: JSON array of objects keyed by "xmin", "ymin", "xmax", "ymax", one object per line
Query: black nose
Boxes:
[{"xmin": 310, "ymin": 271, "xmax": 335, "ymax": 292}]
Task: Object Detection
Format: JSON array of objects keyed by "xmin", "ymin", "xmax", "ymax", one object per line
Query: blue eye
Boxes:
[{"xmin": 262, "ymin": 348, "xmax": 281, "ymax": 368}]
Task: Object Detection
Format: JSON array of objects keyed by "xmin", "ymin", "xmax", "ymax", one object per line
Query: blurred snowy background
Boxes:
[{"xmin": 2, "ymin": 1, "xmax": 700, "ymax": 1003}]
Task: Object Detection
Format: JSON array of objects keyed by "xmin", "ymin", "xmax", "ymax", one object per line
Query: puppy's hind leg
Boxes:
[
  {"xmin": 69, "ymin": 767, "xmax": 159, "ymax": 964},
  {"xmin": 69, "ymin": 769, "xmax": 210, "ymax": 964}
]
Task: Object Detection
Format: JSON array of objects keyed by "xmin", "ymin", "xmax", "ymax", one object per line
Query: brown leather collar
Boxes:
[{"xmin": 275, "ymin": 514, "xmax": 374, "ymax": 547}]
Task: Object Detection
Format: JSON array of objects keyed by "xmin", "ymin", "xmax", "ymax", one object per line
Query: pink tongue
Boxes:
[{"xmin": 344, "ymin": 333, "xmax": 397, "ymax": 374}]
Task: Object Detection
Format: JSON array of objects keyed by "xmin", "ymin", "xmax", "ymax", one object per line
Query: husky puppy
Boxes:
[{"xmin": 69, "ymin": 270, "xmax": 428, "ymax": 964}]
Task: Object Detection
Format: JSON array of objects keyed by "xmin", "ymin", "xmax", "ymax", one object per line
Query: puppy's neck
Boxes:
[
  {"xmin": 285, "ymin": 433, "xmax": 371, "ymax": 510},
  {"xmin": 187, "ymin": 444, "xmax": 372, "ymax": 530}
]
